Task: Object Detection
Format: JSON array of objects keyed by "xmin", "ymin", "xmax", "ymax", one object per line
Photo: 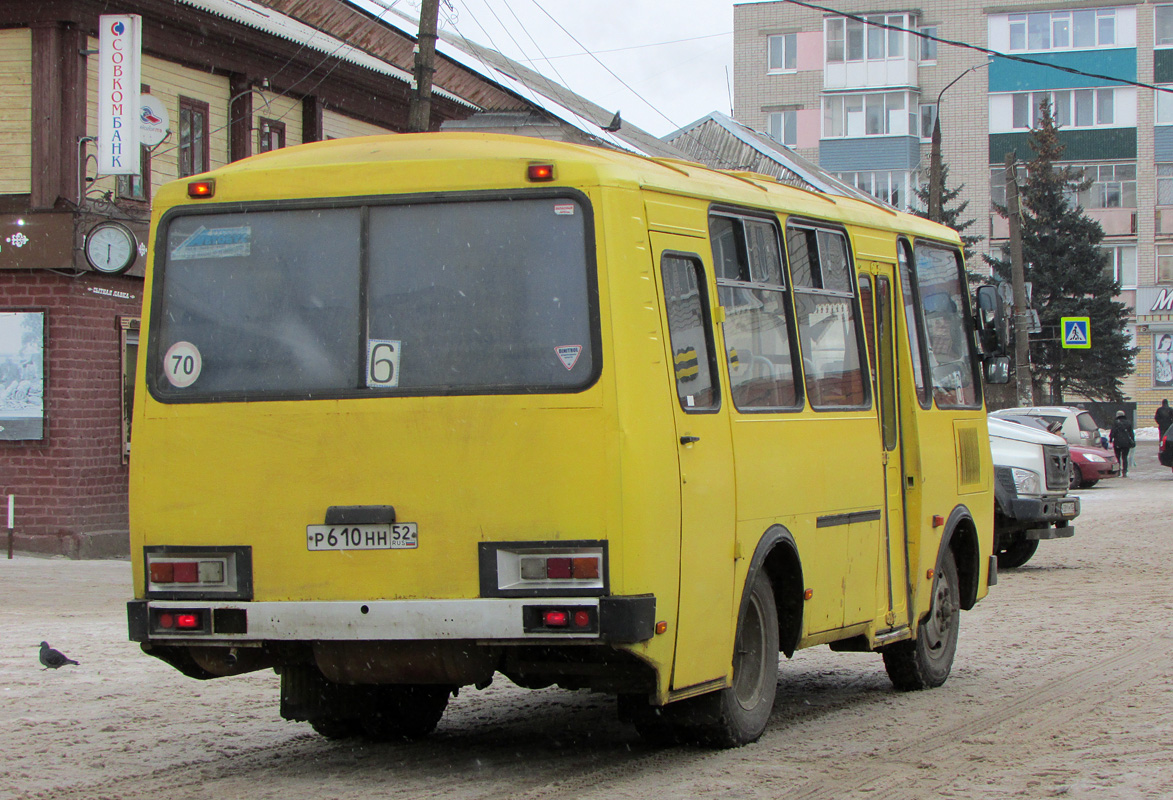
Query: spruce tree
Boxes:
[
  {"xmin": 986, "ymin": 98, "xmax": 1136, "ymax": 403},
  {"xmin": 914, "ymin": 163, "xmax": 983, "ymax": 266}
]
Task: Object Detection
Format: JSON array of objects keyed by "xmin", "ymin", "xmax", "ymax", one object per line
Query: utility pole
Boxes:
[
  {"xmin": 1005, "ymin": 152, "xmax": 1032, "ymax": 405},
  {"xmin": 407, "ymin": 0, "xmax": 440, "ymax": 133}
]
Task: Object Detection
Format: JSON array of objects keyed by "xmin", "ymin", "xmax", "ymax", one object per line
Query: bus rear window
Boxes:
[{"xmin": 152, "ymin": 197, "xmax": 596, "ymax": 399}]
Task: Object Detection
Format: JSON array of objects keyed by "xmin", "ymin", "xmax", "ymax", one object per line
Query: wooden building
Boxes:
[{"xmin": 0, "ymin": 0, "xmax": 561, "ymax": 557}]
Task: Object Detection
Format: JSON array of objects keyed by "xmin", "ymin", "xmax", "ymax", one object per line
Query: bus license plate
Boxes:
[{"xmin": 306, "ymin": 523, "xmax": 418, "ymax": 551}]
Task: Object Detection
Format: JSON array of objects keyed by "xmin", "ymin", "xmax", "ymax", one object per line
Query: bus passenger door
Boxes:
[
  {"xmin": 860, "ymin": 271, "xmax": 910, "ymax": 630},
  {"xmin": 652, "ymin": 236, "xmax": 737, "ymax": 690}
]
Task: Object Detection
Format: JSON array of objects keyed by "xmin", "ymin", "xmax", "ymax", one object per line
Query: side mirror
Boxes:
[
  {"xmin": 984, "ymin": 355, "xmax": 1011, "ymax": 384},
  {"xmin": 974, "ymin": 284, "xmax": 1009, "ymax": 354}
]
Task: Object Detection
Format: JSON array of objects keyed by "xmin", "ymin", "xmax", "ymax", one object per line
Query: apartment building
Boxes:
[{"xmin": 734, "ymin": 0, "xmax": 1173, "ymax": 415}]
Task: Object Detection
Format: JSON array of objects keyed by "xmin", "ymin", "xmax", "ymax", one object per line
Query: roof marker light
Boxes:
[
  {"xmin": 527, "ymin": 163, "xmax": 554, "ymax": 182},
  {"xmin": 188, "ymin": 179, "xmax": 215, "ymax": 198}
]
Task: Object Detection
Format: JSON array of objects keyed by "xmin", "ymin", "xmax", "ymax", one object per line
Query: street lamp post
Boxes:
[{"xmin": 928, "ymin": 60, "xmax": 990, "ymax": 223}]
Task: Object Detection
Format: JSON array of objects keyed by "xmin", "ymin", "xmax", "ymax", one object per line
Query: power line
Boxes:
[
  {"xmin": 784, "ymin": 0, "xmax": 1173, "ymax": 94},
  {"xmin": 515, "ymin": 31, "xmax": 732, "ymax": 62},
  {"xmin": 524, "ymin": 0, "xmax": 685, "ymax": 131}
]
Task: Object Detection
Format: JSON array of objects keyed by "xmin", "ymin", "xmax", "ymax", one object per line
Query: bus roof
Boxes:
[{"xmin": 162, "ymin": 132, "xmax": 962, "ymax": 247}]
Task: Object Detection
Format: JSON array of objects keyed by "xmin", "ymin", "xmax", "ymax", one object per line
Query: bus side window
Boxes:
[
  {"xmin": 661, "ymin": 255, "xmax": 720, "ymax": 411},
  {"xmin": 709, "ymin": 212, "xmax": 801, "ymax": 411},
  {"xmin": 898, "ymin": 238, "xmax": 931, "ymax": 408},
  {"xmin": 913, "ymin": 243, "xmax": 980, "ymax": 408},
  {"xmin": 787, "ymin": 225, "xmax": 869, "ymax": 409}
]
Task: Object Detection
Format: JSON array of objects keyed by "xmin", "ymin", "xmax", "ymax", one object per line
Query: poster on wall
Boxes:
[
  {"xmin": 0, "ymin": 311, "xmax": 45, "ymax": 440},
  {"xmin": 1157, "ymin": 333, "xmax": 1173, "ymax": 389}
]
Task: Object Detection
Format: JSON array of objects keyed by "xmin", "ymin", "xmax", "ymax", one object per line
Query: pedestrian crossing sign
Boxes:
[{"xmin": 1061, "ymin": 317, "xmax": 1091, "ymax": 349}]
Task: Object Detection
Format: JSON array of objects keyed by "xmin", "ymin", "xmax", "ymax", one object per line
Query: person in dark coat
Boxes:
[
  {"xmin": 1110, "ymin": 410, "xmax": 1135, "ymax": 478},
  {"xmin": 1156, "ymin": 399, "xmax": 1173, "ymax": 441}
]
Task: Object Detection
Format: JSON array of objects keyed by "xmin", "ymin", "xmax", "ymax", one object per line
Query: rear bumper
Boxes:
[{"xmin": 128, "ymin": 595, "xmax": 656, "ymax": 645}]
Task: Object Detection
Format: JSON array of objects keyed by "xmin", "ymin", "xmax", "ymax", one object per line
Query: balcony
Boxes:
[
  {"xmin": 991, "ymin": 207, "xmax": 1137, "ymax": 239},
  {"xmin": 825, "ymin": 56, "xmax": 918, "ymax": 91}
]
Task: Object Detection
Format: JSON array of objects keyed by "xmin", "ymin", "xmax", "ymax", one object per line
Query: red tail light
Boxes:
[
  {"xmin": 543, "ymin": 610, "xmax": 569, "ymax": 627},
  {"xmin": 176, "ymin": 613, "xmax": 201, "ymax": 629}
]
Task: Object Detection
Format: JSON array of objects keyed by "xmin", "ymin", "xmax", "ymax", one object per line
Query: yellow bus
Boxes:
[{"xmin": 127, "ymin": 133, "xmax": 1006, "ymax": 747}]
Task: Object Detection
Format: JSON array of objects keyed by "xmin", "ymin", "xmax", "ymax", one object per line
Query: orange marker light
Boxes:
[
  {"xmin": 932, "ymin": 515, "xmax": 945, "ymax": 528},
  {"xmin": 527, "ymin": 163, "xmax": 555, "ymax": 182},
  {"xmin": 926, "ymin": 569, "xmax": 935, "ymax": 580},
  {"xmin": 187, "ymin": 179, "xmax": 216, "ymax": 198},
  {"xmin": 803, "ymin": 588, "xmax": 814, "ymax": 601},
  {"xmin": 655, "ymin": 621, "xmax": 668, "ymax": 635}
]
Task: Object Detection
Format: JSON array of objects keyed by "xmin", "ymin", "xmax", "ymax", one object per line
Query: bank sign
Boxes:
[{"xmin": 97, "ymin": 15, "xmax": 142, "ymax": 175}]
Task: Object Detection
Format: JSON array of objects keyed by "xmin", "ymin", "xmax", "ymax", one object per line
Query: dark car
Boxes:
[
  {"xmin": 1068, "ymin": 444, "xmax": 1120, "ymax": 489},
  {"xmin": 1161, "ymin": 428, "xmax": 1173, "ymax": 470}
]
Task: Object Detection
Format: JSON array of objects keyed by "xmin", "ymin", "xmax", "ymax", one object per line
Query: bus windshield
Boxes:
[{"xmin": 152, "ymin": 196, "xmax": 596, "ymax": 399}]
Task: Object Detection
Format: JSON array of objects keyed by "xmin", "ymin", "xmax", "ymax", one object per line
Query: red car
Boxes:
[
  {"xmin": 1160, "ymin": 428, "xmax": 1173, "ymax": 470},
  {"xmin": 1068, "ymin": 444, "xmax": 1120, "ymax": 488}
]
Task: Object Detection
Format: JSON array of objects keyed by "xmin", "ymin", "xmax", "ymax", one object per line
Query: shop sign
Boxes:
[
  {"xmin": 98, "ymin": 15, "xmax": 142, "ymax": 175},
  {"xmin": 1137, "ymin": 286, "xmax": 1173, "ymax": 316}
]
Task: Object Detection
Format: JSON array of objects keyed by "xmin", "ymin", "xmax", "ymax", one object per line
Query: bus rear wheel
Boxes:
[
  {"xmin": 688, "ymin": 571, "xmax": 780, "ymax": 747},
  {"xmin": 883, "ymin": 549, "xmax": 959, "ymax": 691},
  {"xmin": 358, "ymin": 685, "xmax": 452, "ymax": 741}
]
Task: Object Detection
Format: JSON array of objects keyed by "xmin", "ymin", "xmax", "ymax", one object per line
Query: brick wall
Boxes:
[{"xmin": 1, "ymin": 269, "xmax": 144, "ymax": 557}]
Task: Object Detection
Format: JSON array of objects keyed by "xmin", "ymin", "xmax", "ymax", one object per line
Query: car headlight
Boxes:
[
  {"xmin": 1082, "ymin": 453, "xmax": 1106, "ymax": 463},
  {"xmin": 1011, "ymin": 467, "xmax": 1042, "ymax": 496}
]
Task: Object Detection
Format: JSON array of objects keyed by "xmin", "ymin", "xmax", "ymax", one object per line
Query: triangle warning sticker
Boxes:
[{"xmin": 555, "ymin": 345, "xmax": 582, "ymax": 370}]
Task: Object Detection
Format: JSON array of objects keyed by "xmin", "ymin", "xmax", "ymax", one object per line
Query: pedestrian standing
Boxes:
[
  {"xmin": 1157, "ymin": 399, "xmax": 1173, "ymax": 441},
  {"xmin": 1110, "ymin": 410, "xmax": 1135, "ymax": 478}
]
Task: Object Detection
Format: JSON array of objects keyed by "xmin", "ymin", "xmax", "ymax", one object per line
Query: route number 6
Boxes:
[{"xmin": 366, "ymin": 339, "xmax": 401, "ymax": 388}]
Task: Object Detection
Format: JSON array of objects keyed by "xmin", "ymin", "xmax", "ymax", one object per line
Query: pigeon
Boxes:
[{"xmin": 38, "ymin": 641, "xmax": 79, "ymax": 669}]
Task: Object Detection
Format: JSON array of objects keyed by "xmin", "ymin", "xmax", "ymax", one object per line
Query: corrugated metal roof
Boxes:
[
  {"xmin": 666, "ymin": 112, "xmax": 893, "ymax": 209},
  {"xmin": 173, "ymin": 0, "xmax": 478, "ymax": 108}
]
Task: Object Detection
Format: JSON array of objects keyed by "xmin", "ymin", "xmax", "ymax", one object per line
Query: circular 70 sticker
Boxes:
[{"xmin": 164, "ymin": 341, "xmax": 203, "ymax": 388}]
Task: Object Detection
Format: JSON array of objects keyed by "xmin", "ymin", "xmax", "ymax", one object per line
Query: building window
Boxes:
[
  {"xmin": 1101, "ymin": 245, "xmax": 1138, "ymax": 287},
  {"xmin": 1159, "ymin": 245, "xmax": 1173, "ymax": 283},
  {"xmin": 1158, "ymin": 86, "xmax": 1173, "ymax": 123},
  {"xmin": 119, "ymin": 317, "xmax": 139, "ymax": 463},
  {"xmin": 1158, "ymin": 6, "xmax": 1173, "ymax": 47},
  {"xmin": 117, "ymin": 145, "xmax": 150, "ymax": 202},
  {"xmin": 920, "ymin": 26, "xmax": 938, "ymax": 61},
  {"xmin": 1073, "ymin": 163, "xmax": 1136, "ymax": 208},
  {"xmin": 919, "ymin": 103, "xmax": 938, "ymax": 140},
  {"xmin": 178, "ymin": 96, "xmax": 210, "ymax": 177},
  {"xmin": 767, "ymin": 110, "xmax": 798, "ymax": 146},
  {"xmin": 1008, "ymin": 9, "xmax": 1116, "ymax": 52},
  {"xmin": 825, "ymin": 14, "xmax": 913, "ymax": 64},
  {"xmin": 824, "ymin": 92, "xmax": 912, "ymax": 137},
  {"xmin": 1010, "ymin": 89, "xmax": 1116, "ymax": 130},
  {"xmin": 1159, "ymin": 164, "xmax": 1173, "ymax": 205},
  {"xmin": 258, "ymin": 118, "xmax": 286, "ymax": 153},
  {"xmin": 768, "ymin": 33, "xmax": 797, "ymax": 72},
  {"xmin": 834, "ymin": 170, "xmax": 912, "ymax": 209}
]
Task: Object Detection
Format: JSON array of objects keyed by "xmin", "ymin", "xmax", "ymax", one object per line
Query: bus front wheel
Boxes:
[{"xmin": 882, "ymin": 549, "xmax": 959, "ymax": 691}]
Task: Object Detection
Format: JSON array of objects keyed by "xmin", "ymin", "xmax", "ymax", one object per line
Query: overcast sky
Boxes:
[{"xmin": 388, "ymin": 0, "xmax": 738, "ymax": 137}]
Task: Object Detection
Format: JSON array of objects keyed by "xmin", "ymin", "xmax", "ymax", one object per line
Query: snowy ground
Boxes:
[{"xmin": 2, "ymin": 444, "xmax": 1172, "ymax": 800}]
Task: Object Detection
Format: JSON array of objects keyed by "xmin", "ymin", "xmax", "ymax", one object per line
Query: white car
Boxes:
[{"xmin": 990, "ymin": 406, "xmax": 1104, "ymax": 448}]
